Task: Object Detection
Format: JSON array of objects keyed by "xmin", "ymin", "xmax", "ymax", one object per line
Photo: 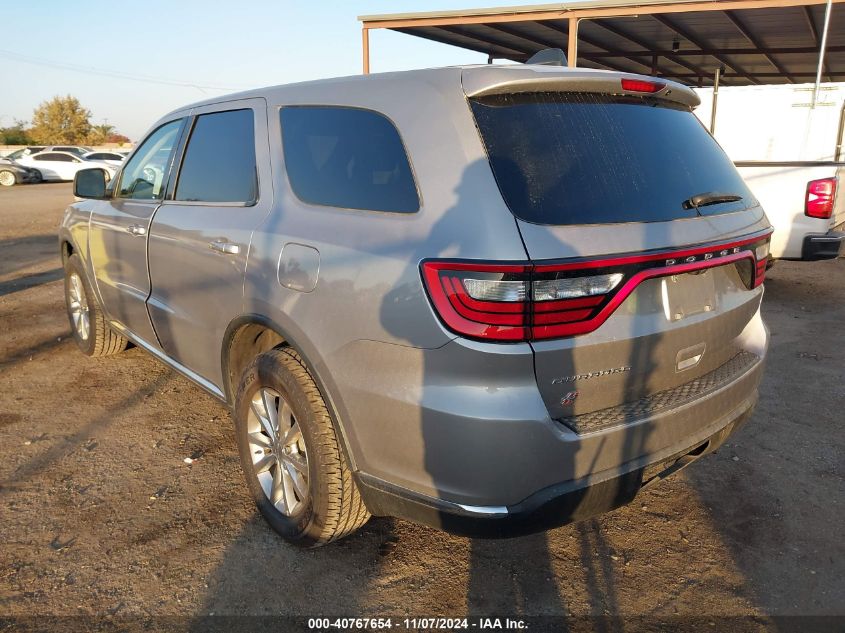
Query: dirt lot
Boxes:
[{"xmin": 1, "ymin": 183, "xmax": 843, "ymax": 630}]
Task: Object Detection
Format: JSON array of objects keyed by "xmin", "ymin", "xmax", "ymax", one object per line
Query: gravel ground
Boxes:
[{"xmin": 0, "ymin": 183, "xmax": 842, "ymax": 631}]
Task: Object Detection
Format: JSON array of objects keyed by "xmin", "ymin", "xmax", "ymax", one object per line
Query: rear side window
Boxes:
[
  {"xmin": 175, "ymin": 109, "xmax": 256, "ymax": 203},
  {"xmin": 280, "ymin": 106, "xmax": 419, "ymax": 213},
  {"xmin": 36, "ymin": 153, "xmax": 72, "ymax": 162},
  {"xmin": 470, "ymin": 92, "xmax": 755, "ymax": 225}
]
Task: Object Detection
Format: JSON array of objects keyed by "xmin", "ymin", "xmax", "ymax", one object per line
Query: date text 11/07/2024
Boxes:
[{"xmin": 307, "ymin": 617, "xmax": 528, "ymax": 630}]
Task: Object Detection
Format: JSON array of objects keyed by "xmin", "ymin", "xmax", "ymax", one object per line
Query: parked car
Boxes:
[
  {"xmin": 16, "ymin": 150, "xmax": 115, "ymax": 182},
  {"xmin": 5, "ymin": 145, "xmax": 92, "ymax": 160},
  {"xmin": 83, "ymin": 151, "xmax": 126, "ymax": 167},
  {"xmin": 0, "ymin": 157, "xmax": 41, "ymax": 186},
  {"xmin": 737, "ymin": 162, "xmax": 844, "ymax": 261},
  {"xmin": 61, "ymin": 65, "xmax": 772, "ymax": 547}
]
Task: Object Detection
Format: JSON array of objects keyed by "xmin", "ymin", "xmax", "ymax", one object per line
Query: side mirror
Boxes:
[{"xmin": 74, "ymin": 168, "xmax": 108, "ymax": 199}]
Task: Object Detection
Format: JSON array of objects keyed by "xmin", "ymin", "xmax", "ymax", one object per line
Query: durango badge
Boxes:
[{"xmin": 551, "ymin": 366, "xmax": 632, "ymax": 384}]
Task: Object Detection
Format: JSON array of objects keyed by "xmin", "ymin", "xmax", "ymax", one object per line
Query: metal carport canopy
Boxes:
[{"xmin": 359, "ymin": 0, "xmax": 844, "ymax": 88}]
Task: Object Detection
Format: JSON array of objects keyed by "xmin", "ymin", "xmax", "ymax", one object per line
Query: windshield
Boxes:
[{"xmin": 470, "ymin": 92, "xmax": 755, "ymax": 225}]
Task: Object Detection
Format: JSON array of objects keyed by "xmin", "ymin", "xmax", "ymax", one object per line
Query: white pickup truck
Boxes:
[
  {"xmin": 736, "ymin": 161, "xmax": 845, "ymax": 261},
  {"xmin": 694, "ymin": 83, "xmax": 845, "ymax": 262}
]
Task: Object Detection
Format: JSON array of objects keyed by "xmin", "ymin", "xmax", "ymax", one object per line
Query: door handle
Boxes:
[
  {"xmin": 126, "ymin": 224, "xmax": 147, "ymax": 236},
  {"xmin": 209, "ymin": 240, "xmax": 240, "ymax": 255}
]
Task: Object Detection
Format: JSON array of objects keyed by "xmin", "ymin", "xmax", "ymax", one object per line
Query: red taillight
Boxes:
[
  {"xmin": 421, "ymin": 233, "xmax": 772, "ymax": 342},
  {"xmin": 621, "ymin": 78, "xmax": 666, "ymax": 93},
  {"xmin": 805, "ymin": 178, "xmax": 837, "ymax": 219},
  {"xmin": 420, "ymin": 261, "xmax": 530, "ymax": 341}
]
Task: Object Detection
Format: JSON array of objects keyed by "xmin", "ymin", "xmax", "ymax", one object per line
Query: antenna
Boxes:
[{"xmin": 526, "ymin": 48, "xmax": 567, "ymax": 66}]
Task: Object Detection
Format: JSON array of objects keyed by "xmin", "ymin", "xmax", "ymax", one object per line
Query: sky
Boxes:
[{"xmin": 1, "ymin": 1, "xmax": 568, "ymax": 140}]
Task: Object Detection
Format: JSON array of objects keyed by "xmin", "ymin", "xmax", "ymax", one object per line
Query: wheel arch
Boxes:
[
  {"xmin": 60, "ymin": 237, "xmax": 75, "ymax": 264},
  {"xmin": 221, "ymin": 314, "xmax": 359, "ymax": 471}
]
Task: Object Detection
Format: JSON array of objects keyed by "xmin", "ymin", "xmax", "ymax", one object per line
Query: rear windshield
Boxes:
[{"xmin": 470, "ymin": 92, "xmax": 755, "ymax": 225}]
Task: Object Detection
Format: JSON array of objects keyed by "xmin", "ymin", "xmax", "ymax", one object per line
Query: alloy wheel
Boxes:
[
  {"xmin": 247, "ymin": 387, "xmax": 309, "ymax": 516},
  {"xmin": 67, "ymin": 273, "xmax": 90, "ymax": 340}
]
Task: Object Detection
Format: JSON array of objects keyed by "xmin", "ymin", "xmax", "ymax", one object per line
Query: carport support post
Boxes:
[
  {"xmin": 813, "ymin": 0, "xmax": 833, "ymax": 108},
  {"xmin": 362, "ymin": 27, "xmax": 370, "ymax": 74},
  {"xmin": 567, "ymin": 17, "xmax": 579, "ymax": 67},
  {"xmin": 710, "ymin": 65, "xmax": 721, "ymax": 135}
]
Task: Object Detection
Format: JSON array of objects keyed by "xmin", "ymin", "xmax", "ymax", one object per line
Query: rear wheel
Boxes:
[
  {"xmin": 0, "ymin": 170, "xmax": 16, "ymax": 187},
  {"xmin": 63, "ymin": 254, "xmax": 128, "ymax": 356},
  {"xmin": 234, "ymin": 347, "xmax": 370, "ymax": 547}
]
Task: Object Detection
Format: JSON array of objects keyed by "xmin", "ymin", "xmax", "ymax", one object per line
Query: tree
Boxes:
[
  {"xmin": 87, "ymin": 123, "xmax": 115, "ymax": 145},
  {"xmin": 0, "ymin": 120, "xmax": 32, "ymax": 145},
  {"xmin": 30, "ymin": 95, "xmax": 92, "ymax": 144},
  {"xmin": 105, "ymin": 132, "xmax": 130, "ymax": 145}
]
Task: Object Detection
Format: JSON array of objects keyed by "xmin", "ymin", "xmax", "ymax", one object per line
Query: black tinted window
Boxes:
[
  {"xmin": 280, "ymin": 106, "xmax": 419, "ymax": 213},
  {"xmin": 470, "ymin": 93, "xmax": 755, "ymax": 225},
  {"xmin": 37, "ymin": 153, "xmax": 72, "ymax": 162},
  {"xmin": 175, "ymin": 109, "xmax": 256, "ymax": 203}
]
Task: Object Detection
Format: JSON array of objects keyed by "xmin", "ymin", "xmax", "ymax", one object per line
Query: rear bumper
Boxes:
[
  {"xmin": 354, "ymin": 318, "xmax": 766, "ymax": 537},
  {"xmin": 358, "ymin": 393, "xmax": 757, "ymax": 538},
  {"xmin": 801, "ymin": 231, "xmax": 845, "ymax": 260},
  {"xmin": 336, "ymin": 295, "xmax": 768, "ymax": 535}
]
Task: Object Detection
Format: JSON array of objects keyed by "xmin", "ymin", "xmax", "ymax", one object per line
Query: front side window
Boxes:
[
  {"xmin": 280, "ymin": 106, "xmax": 419, "ymax": 213},
  {"xmin": 118, "ymin": 119, "xmax": 183, "ymax": 200},
  {"xmin": 174, "ymin": 108, "xmax": 256, "ymax": 203}
]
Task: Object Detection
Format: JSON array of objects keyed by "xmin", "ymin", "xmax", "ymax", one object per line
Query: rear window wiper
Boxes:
[{"xmin": 683, "ymin": 192, "xmax": 743, "ymax": 213}]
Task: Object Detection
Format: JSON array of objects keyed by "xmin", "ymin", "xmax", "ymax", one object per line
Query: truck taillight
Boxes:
[
  {"xmin": 805, "ymin": 178, "xmax": 837, "ymax": 219},
  {"xmin": 421, "ymin": 233, "xmax": 772, "ymax": 342}
]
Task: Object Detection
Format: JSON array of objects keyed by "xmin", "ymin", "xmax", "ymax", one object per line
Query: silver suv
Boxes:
[{"xmin": 61, "ymin": 65, "xmax": 772, "ymax": 547}]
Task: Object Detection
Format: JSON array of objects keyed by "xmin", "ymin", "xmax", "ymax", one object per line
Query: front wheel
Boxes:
[
  {"xmin": 234, "ymin": 347, "xmax": 370, "ymax": 547},
  {"xmin": 63, "ymin": 254, "xmax": 128, "ymax": 356}
]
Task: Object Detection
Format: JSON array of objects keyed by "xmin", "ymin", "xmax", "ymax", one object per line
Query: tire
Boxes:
[
  {"xmin": 31, "ymin": 169, "xmax": 43, "ymax": 183},
  {"xmin": 63, "ymin": 254, "xmax": 128, "ymax": 357},
  {"xmin": 234, "ymin": 347, "xmax": 370, "ymax": 547},
  {"xmin": 0, "ymin": 170, "xmax": 16, "ymax": 187}
]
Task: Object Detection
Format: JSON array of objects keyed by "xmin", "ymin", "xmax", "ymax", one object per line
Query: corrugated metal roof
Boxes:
[
  {"xmin": 359, "ymin": 0, "xmax": 739, "ymax": 23},
  {"xmin": 362, "ymin": 0, "xmax": 845, "ymax": 86}
]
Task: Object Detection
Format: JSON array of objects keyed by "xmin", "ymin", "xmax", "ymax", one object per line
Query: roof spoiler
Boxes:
[{"xmin": 462, "ymin": 66, "xmax": 701, "ymax": 109}]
